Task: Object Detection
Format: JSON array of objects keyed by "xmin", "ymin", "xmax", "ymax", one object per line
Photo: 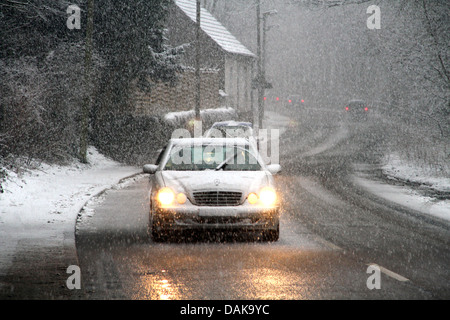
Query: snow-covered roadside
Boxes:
[
  {"xmin": 353, "ymin": 154, "xmax": 450, "ymax": 222},
  {"xmin": 0, "ymin": 147, "xmax": 141, "ymax": 281},
  {"xmin": 381, "ymin": 153, "xmax": 449, "ymax": 193}
]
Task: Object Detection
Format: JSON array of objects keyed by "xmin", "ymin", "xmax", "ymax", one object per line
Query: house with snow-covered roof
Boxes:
[{"xmin": 134, "ymin": 0, "xmax": 256, "ymax": 121}]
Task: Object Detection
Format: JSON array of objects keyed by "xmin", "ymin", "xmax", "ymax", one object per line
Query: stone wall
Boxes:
[{"xmin": 133, "ymin": 68, "xmax": 221, "ymax": 116}]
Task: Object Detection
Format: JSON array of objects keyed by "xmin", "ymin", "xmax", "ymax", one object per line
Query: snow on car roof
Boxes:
[
  {"xmin": 212, "ymin": 121, "xmax": 253, "ymax": 127},
  {"xmin": 170, "ymin": 137, "xmax": 251, "ymax": 146}
]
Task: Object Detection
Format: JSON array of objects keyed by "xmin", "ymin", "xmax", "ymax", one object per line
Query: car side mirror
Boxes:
[
  {"xmin": 266, "ymin": 164, "xmax": 281, "ymax": 175},
  {"xmin": 143, "ymin": 164, "xmax": 158, "ymax": 174}
]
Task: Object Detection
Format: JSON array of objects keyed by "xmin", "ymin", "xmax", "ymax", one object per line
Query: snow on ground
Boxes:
[
  {"xmin": 0, "ymin": 146, "xmax": 140, "ymax": 279},
  {"xmin": 354, "ymin": 176, "xmax": 449, "ymax": 222},
  {"xmin": 381, "ymin": 153, "xmax": 450, "ymax": 193},
  {"xmin": 353, "ymin": 154, "xmax": 450, "ymax": 222}
]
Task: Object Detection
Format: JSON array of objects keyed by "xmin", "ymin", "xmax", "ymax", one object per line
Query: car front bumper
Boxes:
[{"xmin": 152, "ymin": 206, "xmax": 279, "ymax": 232}]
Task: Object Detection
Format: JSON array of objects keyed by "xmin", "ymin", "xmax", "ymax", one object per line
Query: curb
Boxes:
[{"xmin": 70, "ymin": 171, "xmax": 144, "ymax": 268}]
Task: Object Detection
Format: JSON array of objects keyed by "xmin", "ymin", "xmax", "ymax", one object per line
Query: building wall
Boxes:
[
  {"xmin": 224, "ymin": 55, "xmax": 254, "ymax": 115},
  {"xmin": 133, "ymin": 68, "xmax": 220, "ymax": 116}
]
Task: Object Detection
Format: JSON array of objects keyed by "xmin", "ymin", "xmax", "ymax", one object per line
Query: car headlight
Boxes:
[
  {"xmin": 176, "ymin": 192, "xmax": 187, "ymax": 204},
  {"xmin": 247, "ymin": 192, "xmax": 259, "ymax": 204},
  {"xmin": 259, "ymin": 187, "xmax": 277, "ymax": 206},
  {"xmin": 157, "ymin": 187, "xmax": 175, "ymax": 205}
]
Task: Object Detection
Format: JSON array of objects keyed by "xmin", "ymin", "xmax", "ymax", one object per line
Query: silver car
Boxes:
[{"xmin": 143, "ymin": 138, "xmax": 281, "ymax": 241}]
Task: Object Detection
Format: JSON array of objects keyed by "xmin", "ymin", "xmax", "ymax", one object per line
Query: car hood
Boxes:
[{"xmin": 158, "ymin": 170, "xmax": 272, "ymax": 195}]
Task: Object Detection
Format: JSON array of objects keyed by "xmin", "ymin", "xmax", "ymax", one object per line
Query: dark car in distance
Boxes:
[{"xmin": 344, "ymin": 99, "xmax": 369, "ymax": 121}]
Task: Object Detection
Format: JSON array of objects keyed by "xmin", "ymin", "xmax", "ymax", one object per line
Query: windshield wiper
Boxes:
[{"xmin": 215, "ymin": 152, "xmax": 238, "ymax": 171}]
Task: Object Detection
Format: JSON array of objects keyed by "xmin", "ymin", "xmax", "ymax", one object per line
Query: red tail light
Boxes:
[
  {"xmin": 301, "ymin": 99, "xmax": 304, "ymax": 103},
  {"xmin": 345, "ymin": 106, "xmax": 349, "ymax": 111},
  {"xmin": 288, "ymin": 99, "xmax": 292, "ymax": 103},
  {"xmin": 364, "ymin": 107, "xmax": 368, "ymax": 111}
]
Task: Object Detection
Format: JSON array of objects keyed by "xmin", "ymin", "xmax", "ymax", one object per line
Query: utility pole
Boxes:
[
  {"xmin": 256, "ymin": 0, "xmax": 263, "ymax": 130},
  {"xmin": 80, "ymin": 0, "xmax": 94, "ymax": 163},
  {"xmin": 195, "ymin": 0, "xmax": 201, "ymax": 121},
  {"xmin": 261, "ymin": 11, "xmax": 267, "ymax": 129},
  {"xmin": 261, "ymin": 10, "xmax": 277, "ymax": 126}
]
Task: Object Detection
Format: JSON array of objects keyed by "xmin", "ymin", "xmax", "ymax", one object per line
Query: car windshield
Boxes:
[
  {"xmin": 163, "ymin": 144, "xmax": 261, "ymax": 171},
  {"xmin": 348, "ymin": 101, "xmax": 366, "ymax": 108},
  {"xmin": 208, "ymin": 126, "xmax": 252, "ymax": 138}
]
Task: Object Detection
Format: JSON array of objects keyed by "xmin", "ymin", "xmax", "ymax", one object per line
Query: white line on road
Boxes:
[
  {"xmin": 312, "ymin": 236, "xmax": 342, "ymax": 251},
  {"xmin": 368, "ymin": 263, "xmax": 410, "ymax": 282}
]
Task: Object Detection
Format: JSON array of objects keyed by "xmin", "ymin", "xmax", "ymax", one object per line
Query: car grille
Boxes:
[{"xmin": 193, "ymin": 191, "xmax": 242, "ymax": 206}]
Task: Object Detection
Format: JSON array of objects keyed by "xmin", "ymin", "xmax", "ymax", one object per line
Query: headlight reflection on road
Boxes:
[
  {"xmin": 241, "ymin": 267, "xmax": 307, "ymax": 299},
  {"xmin": 158, "ymin": 279, "xmax": 172, "ymax": 300},
  {"xmin": 131, "ymin": 269, "xmax": 181, "ymax": 300}
]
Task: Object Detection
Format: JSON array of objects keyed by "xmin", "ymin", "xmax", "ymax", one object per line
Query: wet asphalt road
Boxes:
[{"xmin": 74, "ymin": 109, "xmax": 450, "ymax": 300}]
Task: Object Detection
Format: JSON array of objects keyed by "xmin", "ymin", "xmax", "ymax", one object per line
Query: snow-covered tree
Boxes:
[{"xmin": 0, "ymin": 0, "xmax": 185, "ymax": 166}]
